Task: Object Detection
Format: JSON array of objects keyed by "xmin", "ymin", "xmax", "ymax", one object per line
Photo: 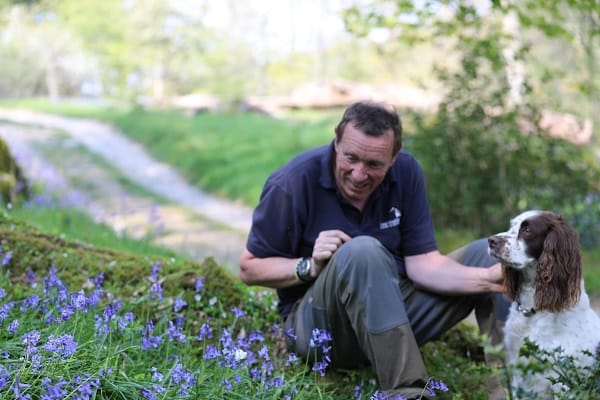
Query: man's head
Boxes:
[
  {"xmin": 334, "ymin": 101, "xmax": 402, "ymax": 155},
  {"xmin": 332, "ymin": 101, "xmax": 402, "ymax": 210}
]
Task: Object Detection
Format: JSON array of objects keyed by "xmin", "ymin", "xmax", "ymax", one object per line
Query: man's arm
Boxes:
[
  {"xmin": 239, "ymin": 229, "xmax": 352, "ymax": 288},
  {"xmin": 239, "ymin": 248, "xmax": 301, "ymax": 289},
  {"xmin": 405, "ymin": 250, "xmax": 504, "ymax": 295}
]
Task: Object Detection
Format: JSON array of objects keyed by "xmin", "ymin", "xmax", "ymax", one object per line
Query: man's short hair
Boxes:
[{"xmin": 334, "ymin": 101, "xmax": 403, "ymax": 155}]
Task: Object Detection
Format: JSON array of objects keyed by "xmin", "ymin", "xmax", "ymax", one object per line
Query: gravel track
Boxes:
[{"xmin": 0, "ymin": 108, "xmax": 252, "ymax": 273}]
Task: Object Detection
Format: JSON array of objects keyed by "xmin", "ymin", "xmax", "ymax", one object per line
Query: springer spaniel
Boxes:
[{"xmin": 488, "ymin": 210, "xmax": 600, "ymax": 398}]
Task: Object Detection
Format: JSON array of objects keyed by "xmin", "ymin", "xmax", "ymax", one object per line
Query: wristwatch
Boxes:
[{"xmin": 295, "ymin": 257, "xmax": 314, "ymax": 282}]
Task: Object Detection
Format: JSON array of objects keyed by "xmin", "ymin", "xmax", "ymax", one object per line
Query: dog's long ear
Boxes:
[
  {"xmin": 535, "ymin": 215, "xmax": 581, "ymax": 312},
  {"xmin": 503, "ymin": 264, "xmax": 520, "ymax": 302}
]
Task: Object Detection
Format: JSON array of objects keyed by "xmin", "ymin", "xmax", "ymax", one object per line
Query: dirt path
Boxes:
[{"xmin": 0, "ymin": 108, "xmax": 252, "ymax": 273}]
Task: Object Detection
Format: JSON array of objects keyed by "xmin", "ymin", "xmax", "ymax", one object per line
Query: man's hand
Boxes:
[
  {"xmin": 310, "ymin": 230, "xmax": 351, "ymax": 278},
  {"xmin": 487, "ymin": 263, "xmax": 506, "ymax": 293}
]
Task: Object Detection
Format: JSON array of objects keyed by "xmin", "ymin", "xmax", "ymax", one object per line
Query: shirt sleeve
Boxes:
[
  {"xmin": 399, "ymin": 156, "xmax": 438, "ymax": 256},
  {"xmin": 246, "ymin": 177, "xmax": 301, "ymax": 258}
]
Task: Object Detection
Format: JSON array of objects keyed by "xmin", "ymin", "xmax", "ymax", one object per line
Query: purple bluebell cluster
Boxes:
[{"xmin": 0, "ymin": 249, "xmax": 449, "ymax": 399}]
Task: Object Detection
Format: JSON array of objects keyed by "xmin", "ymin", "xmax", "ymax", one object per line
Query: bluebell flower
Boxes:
[
  {"xmin": 203, "ymin": 344, "xmax": 220, "ymax": 360},
  {"xmin": 266, "ymin": 376, "xmax": 285, "ymax": 390},
  {"xmin": 149, "ymin": 263, "xmax": 163, "ymax": 300},
  {"xmin": 22, "ymin": 330, "xmax": 41, "ymax": 356},
  {"xmin": 195, "ymin": 277, "xmax": 204, "ymax": 293},
  {"xmin": 173, "ymin": 297, "xmax": 187, "ymax": 313},
  {"xmin": 90, "ymin": 272, "xmax": 104, "ymax": 288},
  {"xmin": 117, "ymin": 312, "xmax": 135, "ymax": 332},
  {"xmin": 312, "ymin": 359, "xmax": 330, "ymax": 377},
  {"xmin": 71, "ymin": 374, "xmax": 100, "ymax": 399},
  {"xmin": 60, "ymin": 305, "xmax": 74, "ymax": 321},
  {"xmin": 43, "ymin": 266, "xmax": 65, "ymax": 294},
  {"xmin": 426, "ymin": 378, "xmax": 449, "ymax": 396},
  {"xmin": 42, "ymin": 334, "xmax": 77, "ymax": 359},
  {"xmin": 2, "ymin": 250, "xmax": 12, "ymax": 266},
  {"xmin": 25, "ymin": 269, "xmax": 36, "ymax": 286},
  {"xmin": 151, "ymin": 367, "xmax": 163, "ymax": 382},
  {"xmin": 87, "ymin": 289, "xmax": 102, "ymax": 307},
  {"xmin": 197, "ymin": 320, "xmax": 212, "ymax": 341},
  {"xmin": 7, "ymin": 319, "xmax": 19, "ymax": 334},
  {"xmin": 150, "ymin": 262, "xmax": 161, "ymax": 281},
  {"xmin": 309, "ymin": 328, "xmax": 333, "ymax": 376},
  {"xmin": 370, "ymin": 390, "xmax": 407, "ymax": 400},
  {"xmin": 248, "ymin": 330, "xmax": 264, "ymax": 343},
  {"xmin": 41, "ymin": 377, "xmax": 68, "ymax": 399},
  {"xmin": 222, "ymin": 378, "xmax": 233, "ymax": 391},
  {"xmin": 285, "ymin": 353, "xmax": 299, "ymax": 367},
  {"xmin": 103, "ymin": 299, "xmax": 122, "ymax": 322},
  {"xmin": 0, "ymin": 365, "xmax": 10, "ymax": 390},
  {"xmin": 10, "ymin": 377, "xmax": 31, "ymax": 400},
  {"xmin": 309, "ymin": 328, "xmax": 332, "ymax": 348},
  {"xmin": 166, "ymin": 318, "xmax": 187, "ymax": 344},
  {"xmin": 258, "ymin": 345, "xmax": 270, "ymax": 361},
  {"xmin": 141, "ymin": 321, "xmax": 163, "ymax": 350},
  {"xmin": 94, "ymin": 315, "xmax": 109, "ymax": 336},
  {"xmin": 231, "ymin": 306, "xmax": 245, "ymax": 318},
  {"xmin": 20, "ymin": 294, "xmax": 40, "ymax": 312},
  {"xmin": 150, "ymin": 282, "xmax": 163, "ymax": 301},
  {"xmin": 71, "ymin": 290, "xmax": 88, "ymax": 312},
  {"xmin": 140, "ymin": 387, "xmax": 157, "ymax": 400},
  {"xmin": 0, "ymin": 288, "xmax": 5, "ymax": 299},
  {"xmin": 0, "ymin": 301, "xmax": 14, "ymax": 323},
  {"xmin": 169, "ymin": 363, "xmax": 196, "ymax": 397},
  {"xmin": 354, "ymin": 384, "xmax": 363, "ymax": 399}
]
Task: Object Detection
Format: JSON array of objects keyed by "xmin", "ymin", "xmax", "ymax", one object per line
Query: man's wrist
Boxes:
[{"xmin": 295, "ymin": 257, "xmax": 314, "ymax": 282}]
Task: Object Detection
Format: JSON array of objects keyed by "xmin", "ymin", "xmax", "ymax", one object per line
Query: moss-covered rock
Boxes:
[
  {"xmin": 0, "ymin": 137, "xmax": 30, "ymax": 203},
  {"xmin": 0, "ymin": 212, "xmax": 245, "ymax": 311}
]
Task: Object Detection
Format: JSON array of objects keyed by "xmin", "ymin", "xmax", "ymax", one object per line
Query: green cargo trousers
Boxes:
[{"xmin": 284, "ymin": 236, "xmax": 508, "ymax": 398}]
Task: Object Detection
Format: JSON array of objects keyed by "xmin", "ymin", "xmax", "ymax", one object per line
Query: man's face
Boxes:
[{"xmin": 333, "ymin": 123, "xmax": 396, "ymax": 209}]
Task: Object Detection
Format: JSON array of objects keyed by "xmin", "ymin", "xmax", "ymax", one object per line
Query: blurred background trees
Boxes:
[{"xmin": 0, "ymin": 0, "xmax": 598, "ymax": 241}]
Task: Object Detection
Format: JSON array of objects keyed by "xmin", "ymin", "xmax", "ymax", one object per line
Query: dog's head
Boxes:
[{"xmin": 488, "ymin": 210, "xmax": 582, "ymax": 312}]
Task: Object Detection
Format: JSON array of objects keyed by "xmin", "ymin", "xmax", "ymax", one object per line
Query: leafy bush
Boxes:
[
  {"xmin": 405, "ymin": 15, "xmax": 600, "ymax": 238},
  {"xmin": 504, "ymin": 338, "xmax": 600, "ymax": 399}
]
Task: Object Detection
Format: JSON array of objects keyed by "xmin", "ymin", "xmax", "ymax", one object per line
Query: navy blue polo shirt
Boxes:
[{"xmin": 246, "ymin": 141, "xmax": 438, "ymax": 318}]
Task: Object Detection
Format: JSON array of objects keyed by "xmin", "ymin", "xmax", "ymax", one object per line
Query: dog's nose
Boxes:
[{"xmin": 488, "ymin": 236, "xmax": 502, "ymax": 249}]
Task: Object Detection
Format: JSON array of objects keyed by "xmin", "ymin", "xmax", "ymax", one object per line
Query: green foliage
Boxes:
[
  {"xmin": 507, "ymin": 338, "xmax": 600, "ymax": 399},
  {"xmin": 354, "ymin": 1, "xmax": 600, "ymax": 237},
  {"xmin": 0, "ymin": 211, "xmax": 246, "ymax": 311}
]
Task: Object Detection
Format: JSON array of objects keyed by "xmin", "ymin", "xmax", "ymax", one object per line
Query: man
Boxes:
[{"xmin": 239, "ymin": 101, "xmax": 508, "ymax": 398}]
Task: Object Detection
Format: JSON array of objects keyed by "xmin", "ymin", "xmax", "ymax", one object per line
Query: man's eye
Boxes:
[{"xmin": 368, "ymin": 162, "xmax": 384, "ymax": 169}]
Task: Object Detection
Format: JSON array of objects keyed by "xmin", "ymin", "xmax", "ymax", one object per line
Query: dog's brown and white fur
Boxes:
[{"xmin": 488, "ymin": 210, "xmax": 600, "ymax": 398}]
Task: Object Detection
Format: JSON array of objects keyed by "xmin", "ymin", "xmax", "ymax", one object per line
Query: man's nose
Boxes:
[{"xmin": 352, "ymin": 164, "xmax": 368, "ymax": 180}]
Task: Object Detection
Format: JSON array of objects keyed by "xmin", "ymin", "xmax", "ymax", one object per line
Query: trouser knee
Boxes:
[{"xmin": 334, "ymin": 235, "xmax": 398, "ymax": 286}]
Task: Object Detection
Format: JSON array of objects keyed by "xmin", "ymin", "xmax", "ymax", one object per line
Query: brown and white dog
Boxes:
[{"xmin": 488, "ymin": 210, "xmax": 600, "ymax": 398}]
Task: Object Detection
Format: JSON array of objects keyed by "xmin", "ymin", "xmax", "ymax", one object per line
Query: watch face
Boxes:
[{"xmin": 297, "ymin": 257, "xmax": 311, "ymax": 280}]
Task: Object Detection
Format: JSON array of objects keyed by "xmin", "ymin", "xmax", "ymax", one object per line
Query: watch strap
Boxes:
[{"xmin": 295, "ymin": 257, "xmax": 313, "ymax": 282}]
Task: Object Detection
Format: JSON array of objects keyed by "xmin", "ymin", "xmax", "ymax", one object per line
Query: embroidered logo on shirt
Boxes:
[{"xmin": 380, "ymin": 207, "xmax": 401, "ymax": 229}]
